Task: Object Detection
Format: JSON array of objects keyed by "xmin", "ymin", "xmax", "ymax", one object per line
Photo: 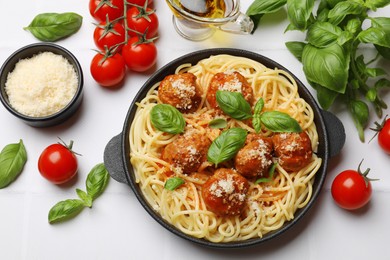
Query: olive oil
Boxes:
[{"xmin": 174, "ymin": 0, "xmax": 226, "ymax": 18}]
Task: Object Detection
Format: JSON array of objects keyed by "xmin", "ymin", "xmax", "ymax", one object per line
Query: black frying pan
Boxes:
[{"xmin": 104, "ymin": 48, "xmax": 345, "ymax": 248}]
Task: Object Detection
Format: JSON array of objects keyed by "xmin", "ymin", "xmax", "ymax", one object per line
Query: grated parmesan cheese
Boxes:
[{"xmin": 5, "ymin": 51, "xmax": 78, "ymax": 117}]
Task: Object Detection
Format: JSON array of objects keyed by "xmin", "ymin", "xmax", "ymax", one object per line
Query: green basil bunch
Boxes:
[
  {"xmin": 48, "ymin": 163, "xmax": 109, "ymax": 224},
  {"xmin": 24, "ymin": 12, "xmax": 83, "ymax": 42},
  {"xmin": 247, "ymin": 0, "xmax": 390, "ymax": 142}
]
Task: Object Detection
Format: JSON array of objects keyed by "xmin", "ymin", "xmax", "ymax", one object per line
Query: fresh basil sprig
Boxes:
[
  {"xmin": 48, "ymin": 163, "xmax": 109, "ymax": 224},
  {"xmin": 24, "ymin": 12, "xmax": 83, "ymax": 42},
  {"xmin": 0, "ymin": 140, "xmax": 27, "ymax": 189},
  {"xmin": 150, "ymin": 104, "xmax": 185, "ymax": 134},
  {"xmin": 207, "ymin": 128, "xmax": 247, "ymax": 166},
  {"xmin": 252, "ymin": 98, "xmax": 302, "ymax": 133},
  {"xmin": 247, "ymin": 0, "xmax": 390, "ymax": 142},
  {"xmin": 216, "ymin": 91, "xmax": 252, "ymax": 120},
  {"xmin": 164, "ymin": 177, "xmax": 185, "ymax": 191}
]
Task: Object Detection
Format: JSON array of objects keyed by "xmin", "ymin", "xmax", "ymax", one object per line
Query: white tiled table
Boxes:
[{"xmin": 1, "ymin": 1, "xmax": 390, "ymax": 259}]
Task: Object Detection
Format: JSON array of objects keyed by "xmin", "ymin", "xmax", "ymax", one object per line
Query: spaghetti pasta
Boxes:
[{"xmin": 129, "ymin": 54, "xmax": 322, "ymax": 242}]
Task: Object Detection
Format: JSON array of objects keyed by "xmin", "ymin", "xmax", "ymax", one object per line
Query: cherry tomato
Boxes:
[
  {"xmin": 378, "ymin": 118, "xmax": 390, "ymax": 154},
  {"xmin": 89, "ymin": 0, "xmax": 124, "ymax": 22},
  {"xmin": 126, "ymin": 5, "xmax": 159, "ymax": 38},
  {"xmin": 90, "ymin": 52, "xmax": 126, "ymax": 87},
  {"xmin": 38, "ymin": 141, "xmax": 78, "ymax": 184},
  {"xmin": 331, "ymin": 161, "xmax": 375, "ymax": 210},
  {"xmin": 93, "ymin": 20, "xmax": 126, "ymax": 51},
  {"xmin": 127, "ymin": 0, "xmax": 153, "ymax": 6},
  {"xmin": 371, "ymin": 116, "xmax": 390, "ymax": 154},
  {"xmin": 121, "ymin": 36, "xmax": 157, "ymax": 72}
]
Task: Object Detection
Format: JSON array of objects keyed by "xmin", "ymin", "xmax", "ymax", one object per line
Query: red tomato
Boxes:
[
  {"xmin": 376, "ymin": 117, "xmax": 390, "ymax": 154},
  {"xmin": 38, "ymin": 141, "xmax": 78, "ymax": 184},
  {"xmin": 127, "ymin": 0, "xmax": 153, "ymax": 6},
  {"xmin": 378, "ymin": 118, "xmax": 390, "ymax": 154},
  {"xmin": 121, "ymin": 36, "xmax": 157, "ymax": 72},
  {"xmin": 89, "ymin": 0, "xmax": 124, "ymax": 22},
  {"xmin": 90, "ymin": 52, "xmax": 126, "ymax": 87},
  {"xmin": 331, "ymin": 161, "xmax": 375, "ymax": 210},
  {"xmin": 126, "ymin": 6, "xmax": 159, "ymax": 38},
  {"xmin": 93, "ymin": 21, "xmax": 126, "ymax": 51}
]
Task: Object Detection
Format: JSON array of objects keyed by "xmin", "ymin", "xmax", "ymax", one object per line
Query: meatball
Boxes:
[
  {"xmin": 162, "ymin": 130, "xmax": 211, "ymax": 174},
  {"xmin": 235, "ymin": 134, "xmax": 273, "ymax": 179},
  {"xmin": 206, "ymin": 71, "xmax": 253, "ymax": 109},
  {"xmin": 202, "ymin": 168, "xmax": 249, "ymax": 216},
  {"xmin": 158, "ymin": 73, "xmax": 202, "ymax": 113},
  {"xmin": 272, "ymin": 132, "xmax": 313, "ymax": 172}
]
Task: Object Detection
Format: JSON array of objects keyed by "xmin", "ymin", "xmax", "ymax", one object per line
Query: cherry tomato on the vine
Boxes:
[
  {"xmin": 331, "ymin": 160, "xmax": 376, "ymax": 210},
  {"xmin": 127, "ymin": 0, "xmax": 153, "ymax": 6},
  {"xmin": 370, "ymin": 115, "xmax": 390, "ymax": 154},
  {"xmin": 126, "ymin": 5, "xmax": 159, "ymax": 39},
  {"xmin": 89, "ymin": 0, "xmax": 124, "ymax": 22},
  {"xmin": 38, "ymin": 140, "xmax": 78, "ymax": 184},
  {"xmin": 93, "ymin": 20, "xmax": 126, "ymax": 51},
  {"xmin": 122, "ymin": 36, "xmax": 157, "ymax": 72},
  {"xmin": 90, "ymin": 52, "xmax": 126, "ymax": 87}
]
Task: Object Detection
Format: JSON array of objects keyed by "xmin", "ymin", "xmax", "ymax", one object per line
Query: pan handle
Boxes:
[
  {"xmin": 104, "ymin": 134, "xmax": 129, "ymax": 184},
  {"xmin": 321, "ymin": 110, "xmax": 345, "ymax": 157}
]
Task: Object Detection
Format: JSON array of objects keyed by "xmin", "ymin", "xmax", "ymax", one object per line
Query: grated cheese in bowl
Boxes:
[{"xmin": 5, "ymin": 51, "xmax": 78, "ymax": 117}]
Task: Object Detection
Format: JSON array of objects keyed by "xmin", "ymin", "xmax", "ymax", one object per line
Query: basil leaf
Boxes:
[
  {"xmin": 24, "ymin": 12, "xmax": 83, "ymax": 42},
  {"xmin": 366, "ymin": 89, "xmax": 377, "ymax": 102},
  {"xmin": 365, "ymin": 67, "xmax": 387, "ymax": 77},
  {"xmin": 375, "ymin": 45, "xmax": 390, "ymax": 59},
  {"xmin": 316, "ymin": 8, "xmax": 329, "ymax": 22},
  {"xmin": 310, "ymin": 81, "xmax": 339, "ymax": 110},
  {"xmin": 164, "ymin": 177, "xmax": 185, "ymax": 191},
  {"xmin": 328, "ymin": 1, "xmax": 365, "ymax": 25},
  {"xmin": 207, "ymin": 128, "xmax": 247, "ymax": 166},
  {"xmin": 358, "ymin": 18, "xmax": 390, "ymax": 48},
  {"xmin": 150, "ymin": 104, "xmax": 185, "ymax": 134},
  {"xmin": 0, "ymin": 140, "xmax": 27, "ymax": 189},
  {"xmin": 260, "ymin": 111, "xmax": 302, "ymax": 132},
  {"xmin": 254, "ymin": 98, "xmax": 264, "ymax": 115},
  {"xmin": 287, "ymin": 0, "xmax": 315, "ymax": 30},
  {"xmin": 253, "ymin": 98, "xmax": 265, "ymax": 133},
  {"xmin": 306, "ymin": 21, "xmax": 343, "ymax": 48},
  {"xmin": 246, "ymin": 0, "xmax": 287, "ymax": 16},
  {"xmin": 209, "ymin": 118, "xmax": 228, "ymax": 129},
  {"xmin": 302, "ymin": 43, "xmax": 349, "ymax": 94},
  {"xmin": 326, "ymin": 0, "xmax": 340, "ymax": 8},
  {"xmin": 48, "ymin": 199, "xmax": 85, "ymax": 224},
  {"xmin": 358, "ymin": 28, "xmax": 390, "ymax": 48},
  {"xmin": 345, "ymin": 18, "xmax": 362, "ymax": 35},
  {"xmin": 86, "ymin": 163, "xmax": 110, "ymax": 201},
  {"xmin": 337, "ymin": 31, "xmax": 354, "ymax": 46},
  {"xmin": 216, "ymin": 91, "xmax": 252, "ymax": 120},
  {"xmin": 286, "ymin": 41, "xmax": 306, "ymax": 62},
  {"xmin": 364, "ymin": 0, "xmax": 390, "ymax": 11},
  {"xmin": 375, "ymin": 78, "xmax": 390, "ymax": 89},
  {"xmin": 76, "ymin": 189, "xmax": 93, "ymax": 208},
  {"xmin": 255, "ymin": 163, "xmax": 277, "ymax": 183},
  {"xmin": 349, "ymin": 100, "xmax": 369, "ymax": 142}
]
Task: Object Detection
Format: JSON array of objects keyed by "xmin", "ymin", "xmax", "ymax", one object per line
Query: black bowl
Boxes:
[
  {"xmin": 104, "ymin": 48, "xmax": 345, "ymax": 248},
  {"xmin": 0, "ymin": 43, "xmax": 83, "ymax": 127}
]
